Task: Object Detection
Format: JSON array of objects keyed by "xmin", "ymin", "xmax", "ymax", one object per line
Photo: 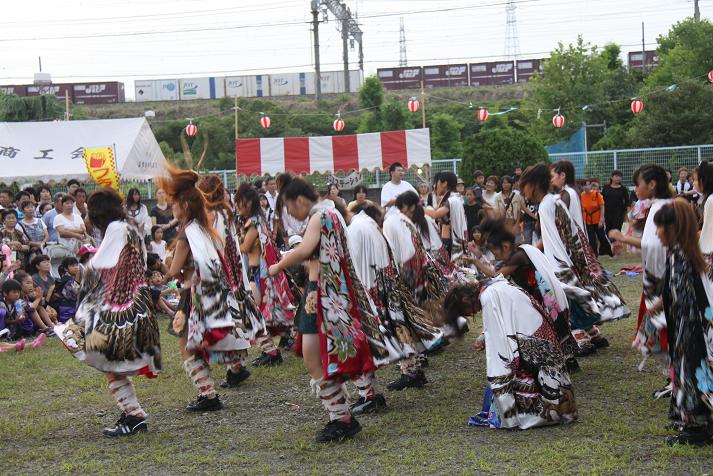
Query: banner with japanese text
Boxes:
[{"xmin": 84, "ymin": 146, "xmax": 121, "ymax": 191}]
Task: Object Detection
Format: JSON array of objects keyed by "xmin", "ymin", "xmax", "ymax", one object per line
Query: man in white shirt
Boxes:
[
  {"xmin": 380, "ymin": 162, "xmax": 417, "ymax": 214},
  {"xmin": 265, "ymin": 176, "xmax": 279, "ymax": 211}
]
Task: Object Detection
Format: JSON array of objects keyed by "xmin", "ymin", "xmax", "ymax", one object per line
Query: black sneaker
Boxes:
[
  {"xmin": 575, "ymin": 343, "xmax": 597, "ymax": 357},
  {"xmin": 386, "ymin": 372, "xmax": 427, "ymax": 391},
  {"xmin": 220, "ymin": 367, "xmax": 251, "ymax": 388},
  {"xmin": 252, "ymin": 351, "xmax": 284, "ymax": 367},
  {"xmin": 103, "ymin": 413, "xmax": 147, "ymax": 437},
  {"xmin": 590, "ymin": 336, "xmax": 609, "ymax": 348},
  {"xmin": 315, "ymin": 418, "xmax": 362, "ymax": 443},
  {"xmin": 278, "ymin": 336, "xmax": 294, "ymax": 350},
  {"xmin": 351, "ymin": 394, "xmax": 387, "ymax": 416},
  {"xmin": 419, "ymin": 355, "xmax": 429, "ymax": 368},
  {"xmin": 665, "ymin": 427, "xmax": 711, "ymax": 447},
  {"xmin": 565, "ymin": 357, "xmax": 580, "ymax": 373},
  {"xmin": 186, "ymin": 395, "xmax": 224, "ymax": 412}
]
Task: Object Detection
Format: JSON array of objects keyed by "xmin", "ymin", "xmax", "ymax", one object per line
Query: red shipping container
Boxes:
[
  {"xmin": 516, "ymin": 59, "xmax": 544, "ymax": 82},
  {"xmin": 469, "ymin": 61, "xmax": 515, "ymax": 86},
  {"xmin": 377, "ymin": 67, "xmax": 422, "ymax": 90},
  {"xmin": 72, "ymin": 81, "xmax": 125, "ymax": 104},
  {"xmin": 423, "ymin": 64, "xmax": 469, "ymax": 88},
  {"xmin": 627, "ymin": 51, "xmax": 658, "ymax": 70},
  {"xmin": 26, "ymin": 83, "xmax": 73, "ymax": 100},
  {"xmin": 0, "ymin": 85, "xmax": 27, "ymax": 96}
]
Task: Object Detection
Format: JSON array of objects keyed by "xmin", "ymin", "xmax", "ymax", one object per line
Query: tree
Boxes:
[
  {"xmin": 460, "ymin": 127, "xmax": 548, "ymax": 183},
  {"xmin": 358, "ymin": 76, "xmax": 384, "ymax": 109},
  {"xmin": 381, "ymin": 99, "xmax": 408, "ymax": 131},
  {"xmin": 647, "ymin": 18, "xmax": 713, "ymax": 87},
  {"xmin": 0, "ymin": 94, "xmax": 64, "ymax": 121},
  {"xmin": 429, "ymin": 113, "xmax": 463, "ymax": 160}
]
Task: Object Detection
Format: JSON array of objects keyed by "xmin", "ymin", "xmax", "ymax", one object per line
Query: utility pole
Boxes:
[
  {"xmin": 694, "ymin": 0, "xmax": 701, "ymax": 20},
  {"xmin": 311, "ymin": 0, "xmax": 322, "ymax": 99},
  {"xmin": 641, "ymin": 22, "xmax": 646, "ymax": 71},
  {"xmin": 64, "ymin": 90, "xmax": 70, "ymax": 121},
  {"xmin": 399, "ymin": 17, "xmax": 407, "ymax": 67},
  {"xmin": 38, "ymin": 56, "xmax": 42, "ymax": 72},
  {"xmin": 342, "ymin": 18, "xmax": 350, "ymax": 93},
  {"xmin": 505, "ymin": 0, "xmax": 520, "ymax": 81},
  {"xmin": 321, "ymin": 1, "xmax": 364, "ymax": 86}
]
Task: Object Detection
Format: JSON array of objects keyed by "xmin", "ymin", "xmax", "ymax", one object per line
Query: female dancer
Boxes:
[
  {"xmin": 348, "ymin": 204, "xmax": 444, "ymax": 399},
  {"xmin": 159, "ymin": 166, "xmax": 255, "ymax": 412},
  {"xmin": 652, "ymin": 200, "xmax": 713, "ymax": 446},
  {"xmin": 469, "ymin": 218, "xmax": 580, "ymax": 370},
  {"xmin": 550, "ymin": 160, "xmax": 584, "ymax": 231},
  {"xmin": 443, "ymin": 278, "xmax": 577, "ymax": 430},
  {"xmin": 55, "ymin": 188, "xmax": 160, "ymax": 437},
  {"xmin": 425, "ymin": 171, "xmax": 467, "ymax": 260},
  {"xmin": 235, "ymin": 183, "xmax": 295, "ymax": 366},
  {"xmin": 519, "ymin": 164, "xmax": 630, "ymax": 352},
  {"xmin": 198, "ymin": 175, "xmax": 263, "ymax": 387},
  {"xmin": 608, "ymin": 165, "xmax": 672, "ymax": 361},
  {"xmin": 697, "ymin": 161, "xmax": 713, "ymax": 260},
  {"xmin": 268, "ymin": 174, "xmax": 376, "ymax": 442}
]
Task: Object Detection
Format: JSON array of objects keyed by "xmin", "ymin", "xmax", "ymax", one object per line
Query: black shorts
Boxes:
[{"xmin": 295, "ymin": 281, "xmax": 318, "ymax": 334}]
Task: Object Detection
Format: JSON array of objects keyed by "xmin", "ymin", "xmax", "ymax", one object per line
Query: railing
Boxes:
[{"xmin": 549, "ymin": 144, "xmax": 713, "ymax": 184}]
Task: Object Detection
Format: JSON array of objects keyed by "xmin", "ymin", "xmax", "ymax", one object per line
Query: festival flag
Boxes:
[{"xmin": 83, "ymin": 146, "xmax": 121, "ymax": 191}]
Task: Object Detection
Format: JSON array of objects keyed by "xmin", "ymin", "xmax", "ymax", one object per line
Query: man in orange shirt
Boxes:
[{"xmin": 580, "ymin": 180, "xmax": 612, "ymax": 256}]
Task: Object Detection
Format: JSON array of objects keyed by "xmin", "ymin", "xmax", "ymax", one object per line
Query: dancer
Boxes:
[
  {"xmin": 608, "ymin": 165, "xmax": 672, "ymax": 362},
  {"xmin": 235, "ymin": 183, "xmax": 295, "ymax": 366},
  {"xmin": 443, "ymin": 278, "xmax": 577, "ymax": 430},
  {"xmin": 550, "ymin": 160, "xmax": 585, "ymax": 230},
  {"xmin": 55, "ymin": 188, "xmax": 161, "ymax": 437},
  {"xmin": 698, "ymin": 161, "xmax": 713, "ymax": 261},
  {"xmin": 268, "ymin": 174, "xmax": 377, "ymax": 442},
  {"xmin": 198, "ymin": 175, "xmax": 263, "ymax": 388},
  {"xmin": 519, "ymin": 164, "xmax": 630, "ymax": 353},
  {"xmin": 425, "ymin": 171, "xmax": 467, "ymax": 260},
  {"xmin": 348, "ymin": 204, "xmax": 444, "ymax": 402},
  {"xmin": 652, "ymin": 200, "xmax": 713, "ymax": 446},
  {"xmin": 469, "ymin": 218, "xmax": 580, "ymax": 370},
  {"xmin": 159, "ymin": 165, "xmax": 253, "ymax": 412}
]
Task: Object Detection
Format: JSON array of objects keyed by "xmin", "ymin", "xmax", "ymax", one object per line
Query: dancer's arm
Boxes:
[
  {"xmin": 269, "ymin": 215, "xmax": 320, "ymax": 275},
  {"xmin": 164, "ymin": 239, "xmax": 190, "ymax": 282},
  {"xmin": 425, "ymin": 206, "xmax": 449, "ymax": 219},
  {"xmin": 608, "ymin": 229, "xmax": 641, "ymax": 248},
  {"xmin": 239, "ymin": 226, "xmax": 258, "ymax": 254}
]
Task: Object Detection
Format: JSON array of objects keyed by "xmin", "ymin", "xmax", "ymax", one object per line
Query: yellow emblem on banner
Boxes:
[{"xmin": 83, "ymin": 146, "xmax": 120, "ymax": 191}]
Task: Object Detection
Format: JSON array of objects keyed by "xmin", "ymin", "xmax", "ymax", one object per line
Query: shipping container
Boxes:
[
  {"xmin": 515, "ymin": 59, "xmax": 544, "ymax": 82},
  {"xmin": 268, "ymin": 72, "xmax": 308, "ymax": 96},
  {"xmin": 628, "ymin": 50, "xmax": 658, "ymax": 70},
  {"xmin": 377, "ymin": 67, "xmax": 423, "ymax": 90},
  {"xmin": 26, "ymin": 83, "xmax": 73, "ymax": 100},
  {"xmin": 225, "ymin": 75, "xmax": 266, "ymax": 98},
  {"xmin": 134, "ymin": 79, "xmax": 180, "ymax": 102},
  {"xmin": 179, "ymin": 77, "xmax": 225, "ymax": 100},
  {"xmin": 469, "ymin": 61, "xmax": 515, "ymax": 86},
  {"xmin": 349, "ymin": 70, "xmax": 363, "ymax": 91},
  {"xmin": 304, "ymin": 70, "xmax": 362, "ymax": 95},
  {"xmin": 0, "ymin": 85, "xmax": 27, "ymax": 96},
  {"xmin": 72, "ymin": 81, "xmax": 125, "ymax": 104},
  {"xmin": 423, "ymin": 64, "xmax": 468, "ymax": 88}
]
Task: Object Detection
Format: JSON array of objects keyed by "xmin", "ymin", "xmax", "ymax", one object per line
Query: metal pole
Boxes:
[
  {"xmin": 234, "ymin": 96, "xmax": 239, "ymax": 140},
  {"xmin": 694, "ymin": 0, "xmax": 700, "ymax": 20},
  {"xmin": 147, "ymin": 180, "xmax": 153, "ymax": 200},
  {"xmin": 641, "ymin": 22, "xmax": 646, "ymax": 71},
  {"xmin": 312, "ymin": 2, "xmax": 322, "ymax": 99},
  {"xmin": 342, "ymin": 19, "xmax": 350, "ymax": 93},
  {"xmin": 64, "ymin": 90, "xmax": 70, "ymax": 121},
  {"xmin": 613, "ymin": 151, "xmax": 618, "ymax": 170},
  {"xmin": 420, "ymin": 78, "xmax": 426, "ymax": 128},
  {"xmin": 358, "ymin": 40, "xmax": 364, "ymax": 72}
]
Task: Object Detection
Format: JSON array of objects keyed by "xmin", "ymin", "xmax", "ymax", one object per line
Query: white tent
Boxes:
[{"xmin": 0, "ymin": 118, "xmax": 166, "ymax": 183}]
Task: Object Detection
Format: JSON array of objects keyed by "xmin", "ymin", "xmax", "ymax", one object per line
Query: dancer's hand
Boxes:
[
  {"xmin": 172, "ymin": 311, "xmax": 185, "ymax": 334},
  {"xmin": 268, "ymin": 264, "xmax": 280, "ymax": 277},
  {"xmin": 473, "ymin": 333, "xmax": 485, "ymax": 351},
  {"xmin": 608, "ymin": 229, "xmax": 624, "ymax": 242}
]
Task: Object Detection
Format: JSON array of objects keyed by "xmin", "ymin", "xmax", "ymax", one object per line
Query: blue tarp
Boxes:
[{"xmin": 546, "ymin": 127, "xmax": 587, "ymax": 177}]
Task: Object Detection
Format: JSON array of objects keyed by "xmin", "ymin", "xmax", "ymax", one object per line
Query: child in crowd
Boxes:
[
  {"xmin": 0, "ymin": 278, "xmax": 33, "ymax": 340},
  {"xmin": 49, "ymin": 257, "xmax": 81, "ymax": 324},
  {"xmin": 15, "ymin": 270, "xmax": 56, "ymax": 334},
  {"xmin": 149, "ymin": 225, "xmax": 167, "ymax": 261},
  {"xmin": 148, "ymin": 270, "xmax": 178, "ymax": 316},
  {"xmin": 77, "ymin": 243, "xmax": 97, "ymax": 275}
]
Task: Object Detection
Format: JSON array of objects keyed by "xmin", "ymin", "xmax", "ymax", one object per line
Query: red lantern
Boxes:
[
  {"xmin": 259, "ymin": 115, "xmax": 271, "ymax": 129},
  {"xmin": 707, "ymin": 70, "xmax": 713, "ymax": 83},
  {"xmin": 408, "ymin": 97, "xmax": 420, "ymax": 113},
  {"xmin": 631, "ymin": 98, "xmax": 644, "ymax": 114},
  {"xmin": 185, "ymin": 123, "xmax": 198, "ymax": 137},
  {"xmin": 552, "ymin": 113, "xmax": 565, "ymax": 128},
  {"xmin": 333, "ymin": 117, "xmax": 345, "ymax": 132},
  {"xmin": 477, "ymin": 107, "xmax": 488, "ymax": 122}
]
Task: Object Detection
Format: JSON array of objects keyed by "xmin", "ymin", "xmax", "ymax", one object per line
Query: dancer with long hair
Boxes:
[
  {"xmin": 159, "ymin": 165, "xmax": 257, "ymax": 412},
  {"xmin": 425, "ymin": 171, "xmax": 468, "ymax": 261},
  {"xmin": 235, "ymin": 183, "xmax": 295, "ymax": 367},
  {"xmin": 519, "ymin": 164, "xmax": 630, "ymax": 353},
  {"xmin": 55, "ymin": 188, "xmax": 160, "ymax": 437},
  {"xmin": 268, "ymin": 174, "xmax": 377, "ymax": 442}
]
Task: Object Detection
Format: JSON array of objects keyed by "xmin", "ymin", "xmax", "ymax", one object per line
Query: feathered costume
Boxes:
[{"xmin": 469, "ymin": 277, "xmax": 577, "ymax": 429}]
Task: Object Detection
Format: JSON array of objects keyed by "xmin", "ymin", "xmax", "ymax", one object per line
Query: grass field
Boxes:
[{"xmin": 2, "ymin": 254, "xmax": 713, "ymax": 475}]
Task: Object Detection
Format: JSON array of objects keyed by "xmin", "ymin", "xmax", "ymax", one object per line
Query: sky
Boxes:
[{"xmin": 0, "ymin": 0, "xmax": 706, "ymax": 100}]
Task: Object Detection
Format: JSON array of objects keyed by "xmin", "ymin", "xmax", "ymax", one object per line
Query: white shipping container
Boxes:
[
  {"xmin": 225, "ymin": 75, "xmax": 263, "ymax": 98},
  {"xmin": 156, "ymin": 79, "xmax": 180, "ymax": 101},
  {"xmin": 179, "ymin": 77, "xmax": 224, "ymax": 100},
  {"xmin": 268, "ymin": 72, "xmax": 308, "ymax": 96},
  {"xmin": 134, "ymin": 80, "xmax": 156, "ymax": 102},
  {"xmin": 305, "ymin": 70, "xmax": 362, "ymax": 94},
  {"xmin": 349, "ymin": 70, "xmax": 362, "ymax": 91}
]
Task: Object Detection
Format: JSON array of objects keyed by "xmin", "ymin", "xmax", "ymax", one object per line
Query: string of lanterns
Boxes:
[{"xmin": 184, "ymin": 69, "xmax": 713, "ymax": 137}]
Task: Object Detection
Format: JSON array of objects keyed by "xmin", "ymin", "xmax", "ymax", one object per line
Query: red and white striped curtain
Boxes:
[{"xmin": 236, "ymin": 128, "xmax": 431, "ymax": 176}]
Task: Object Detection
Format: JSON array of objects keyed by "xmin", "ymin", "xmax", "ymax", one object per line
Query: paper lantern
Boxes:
[
  {"xmin": 185, "ymin": 123, "xmax": 198, "ymax": 137},
  {"xmin": 407, "ymin": 97, "xmax": 420, "ymax": 113},
  {"xmin": 707, "ymin": 70, "xmax": 713, "ymax": 83},
  {"xmin": 333, "ymin": 117, "xmax": 345, "ymax": 132},
  {"xmin": 259, "ymin": 115, "xmax": 271, "ymax": 129},
  {"xmin": 552, "ymin": 113, "xmax": 565, "ymax": 128},
  {"xmin": 630, "ymin": 98, "xmax": 644, "ymax": 114},
  {"xmin": 477, "ymin": 107, "xmax": 488, "ymax": 122}
]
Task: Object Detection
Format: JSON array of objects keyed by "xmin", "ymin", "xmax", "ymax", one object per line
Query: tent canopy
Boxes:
[{"xmin": 0, "ymin": 118, "xmax": 166, "ymax": 183}]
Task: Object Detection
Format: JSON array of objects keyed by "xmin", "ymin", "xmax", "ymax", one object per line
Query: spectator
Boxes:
[
  {"xmin": 494, "ymin": 176, "xmax": 522, "ymax": 231},
  {"xmin": 463, "ymin": 188, "xmax": 482, "ymax": 241},
  {"xmin": 150, "ymin": 188, "xmax": 178, "ymax": 244},
  {"xmin": 259, "ymin": 194, "xmax": 275, "ymax": 232},
  {"xmin": 66, "ymin": 179, "xmax": 80, "ymax": 197},
  {"xmin": 38, "ymin": 203, "xmax": 53, "ymax": 217},
  {"xmin": 149, "ymin": 225, "xmax": 167, "ymax": 261},
  {"xmin": 74, "ymin": 188, "xmax": 88, "ymax": 218},
  {"xmin": 54, "ymin": 195, "xmax": 88, "ymax": 254},
  {"xmin": 253, "ymin": 179, "xmax": 265, "ymax": 193},
  {"xmin": 36, "ymin": 185, "xmax": 52, "ymax": 206},
  {"xmin": 0, "ymin": 278, "xmax": 31, "ymax": 339},
  {"xmin": 146, "ymin": 252, "xmax": 168, "ymax": 276},
  {"xmin": 675, "ymin": 167, "xmax": 695, "ymax": 200},
  {"xmin": 522, "ymin": 197, "xmax": 539, "ymax": 245},
  {"xmin": 49, "ymin": 257, "xmax": 80, "ymax": 323},
  {"xmin": 30, "ymin": 255, "xmax": 55, "ymax": 310},
  {"xmin": 601, "ymin": 170, "xmax": 630, "ymax": 234},
  {"xmin": 512, "ymin": 166, "xmax": 523, "ymax": 183},
  {"xmin": 15, "ymin": 270, "xmax": 55, "ymax": 333},
  {"xmin": 381, "ymin": 162, "xmax": 417, "ymax": 213},
  {"xmin": 43, "ymin": 193, "xmax": 64, "ymax": 243},
  {"xmin": 416, "ymin": 182, "xmax": 430, "ymax": 206},
  {"xmin": 324, "ymin": 183, "xmax": 347, "ymax": 211},
  {"xmin": 456, "ymin": 178, "xmax": 466, "ymax": 195},
  {"xmin": 482, "ymin": 175, "xmax": 499, "ymax": 216},
  {"xmin": 264, "ymin": 176, "xmax": 279, "ymax": 211},
  {"xmin": 0, "ymin": 209, "xmax": 30, "ymax": 268},
  {"xmin": 14, "ymin": 191, "xmax": 31, "ymax": 220},
  {"xmin": 581, "ymin": 180, "xmax": 612, "ymax": 256},
  {"xmin": 77, "ymin": 244, "xmax": 97, "ymax": 273},
  {"xmin": 148, "ymin": 270, "xmax": 177, "ymax": 317},
  {"xmin": 347, "ymin": 185, "xmax": 376, "ymax": 212},
  {"xmin": 472, "ymin": 170, "xmax": 485, "ymax": 190},
  {"xmin": 125, "ymin": 188, "xmax": 149, "ymax": 237},
  {"xmin": 0, "ymin": 189, "xmax": 14, "ymax": 210},
  {"xmin": 18, "ymin": 201, "xmax": 48, "ymax": 262}
]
